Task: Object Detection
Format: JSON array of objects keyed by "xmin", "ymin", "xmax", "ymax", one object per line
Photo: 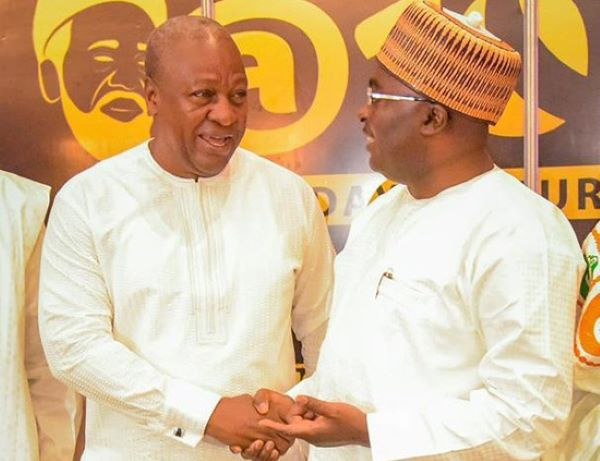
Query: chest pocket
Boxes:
[{"xmin": 375, "ymin": 275, "xmax": 440, "ymax": 327}]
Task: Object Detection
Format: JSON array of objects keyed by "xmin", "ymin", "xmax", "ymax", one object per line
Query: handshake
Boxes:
[{"xmin": 204, "ymin": 389, "xmax": 369, "ymax": 460}]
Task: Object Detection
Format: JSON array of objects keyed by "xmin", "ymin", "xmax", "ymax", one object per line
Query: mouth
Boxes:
[
  {"xmin": 363, "ymin": 127, "xmax": 375, "ymax": 151},
  {"xmin": 100, "ymin": 97, "xmax": 143, "ymax": 122},
  {"xmin": 199, "ymin": 134, "xmax": 234, "ymax": 150}
]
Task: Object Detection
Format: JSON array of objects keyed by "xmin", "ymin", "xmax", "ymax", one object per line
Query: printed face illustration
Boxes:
[{"xmin": 36, "ymin": 2, "xmax": 158, "ymax": 159}]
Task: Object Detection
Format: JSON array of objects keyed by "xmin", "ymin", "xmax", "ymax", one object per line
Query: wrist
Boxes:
[
  {"xmin": 355, "ymin": 412, "xmax": 370, "ymax": 447},
  {"xmin": 204, "ymin": 396, "xmax": 230, "ymax": 439}
]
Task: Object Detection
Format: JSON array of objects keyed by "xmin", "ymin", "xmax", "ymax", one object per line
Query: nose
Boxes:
[
  {"xmin": 208, "ymin": 96, "xmax": 238, "ymax": 126},
  {"xmin": 357, "ymin": 102, "xmax": 370, "ymax": 123},
  {"xmin": 107, "ymin": 66, "xmax": 142, "ymax": 92}
]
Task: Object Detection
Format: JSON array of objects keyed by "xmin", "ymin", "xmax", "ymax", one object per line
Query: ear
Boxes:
[
  {"xmin": 144, "ymin": 76, "xmax": 159, "ymax": 116},
  {"xmin": 420, "ymin": 103, "xmax": 449, "ymax": 136},
  {"xmin": 38, "ymin": 60, "xmax": 61, "ymax": 103}
]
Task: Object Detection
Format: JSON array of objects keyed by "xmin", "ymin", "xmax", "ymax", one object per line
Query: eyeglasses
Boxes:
[{"xmin": 367, "ymin": 86, "xmax": 434, "ymax": 105}]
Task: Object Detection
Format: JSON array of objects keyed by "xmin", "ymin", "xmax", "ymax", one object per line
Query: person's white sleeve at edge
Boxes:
[
  {"xmin": 290, "ymin": 187, "xmax": 335, "ymax": 378},
  {"xmin": 38, "ymin": 193, "xmax": 221, "ymax": 448},
  {"xmin": 26, "ymin": 227, "xmax": 83, "ymax": 460},
  {"xmin": 367, "ymin": 221, "xmax": 584, "ymax": 460}
]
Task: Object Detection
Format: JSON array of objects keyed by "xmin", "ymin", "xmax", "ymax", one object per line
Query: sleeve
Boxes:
[
  {"xmin": 25, "ymin": 227, "xmax": 82, "ymax": 461},
  {"xmin": 574, "ymin": 222, "xmax": 600, "ymax": 393},
  {"xmin": 299, "ymin": 322, "xmax": 328, "ymax": 378},
  {"xmin": 290, "ymin": 187, "xmax": 335, "ymax": 376},
  {"xmin": 367, "ymin": 218, "xmax": 584, "ymax": 461},
  {"xmin": 38, "ymin": 191, "xmax": 221, "ymax": 448}
]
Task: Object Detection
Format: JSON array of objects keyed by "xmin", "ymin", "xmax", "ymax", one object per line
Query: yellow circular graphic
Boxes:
[{"xmin": 215, "ymin": 0, "xmax": 349, "ymax": 155}]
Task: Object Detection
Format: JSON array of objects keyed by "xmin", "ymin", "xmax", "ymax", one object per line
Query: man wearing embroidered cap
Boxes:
[{"xmin": 246, "ymin": 1, "xmax": 584, "ymax": 459}]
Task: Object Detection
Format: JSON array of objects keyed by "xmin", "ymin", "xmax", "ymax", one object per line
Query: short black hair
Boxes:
[{"xmin": 145, "ymin": 15, "xmax": 232, "ymax": 81}]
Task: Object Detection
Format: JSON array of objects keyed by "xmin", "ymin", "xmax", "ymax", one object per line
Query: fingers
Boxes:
[
  {"xmin": 259, "ymin": 418, "xmax": 299, "ymax": 438},
  {"xmin": 238, "ymin": 440, "xmax": 280, "ymax": 461},
  {"xmin": 239, "ymin": 439, "xmax": 262, "ymax": 460},
  {"xmin": 253, "ymin": 389, "xmax": 271, "ymax": 415},
  {"xmin": 283, "ymin": 397, "xmax": 317, "ymax": 423},
  {"xmin": 296, "ymin": 395, "xmax": 330, "ymax": 417},
  {"xmin": 258, "ymin": 440, "xmax": 280, "ymax": 461}
]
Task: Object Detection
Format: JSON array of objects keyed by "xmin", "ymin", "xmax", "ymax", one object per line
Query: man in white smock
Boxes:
[{"xmin": 39, "ymin": 16, "xmax": 333, "ymax": 460}]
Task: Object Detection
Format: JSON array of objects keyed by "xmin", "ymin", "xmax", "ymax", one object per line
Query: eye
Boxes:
[
  {"xmin": 191, "ymin": 89, "xmax": 215, "ymax": 100},
  {"xmin": 230, "ymin": 89, "xmax": 247, "ymax": 105},
  {"xmin": 93, "ymin": 55, "xmax": 114, "ymax": 63}
]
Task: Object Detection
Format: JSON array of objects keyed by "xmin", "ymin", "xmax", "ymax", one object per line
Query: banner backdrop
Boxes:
[{"xmin": 1, "ymin": 0, "xmax": 599, "ymax": 250}]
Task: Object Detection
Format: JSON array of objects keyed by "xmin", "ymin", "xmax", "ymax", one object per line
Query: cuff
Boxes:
[{"xmin": 157, "ymin": 378, "xmax": 222, "ymax": 447}]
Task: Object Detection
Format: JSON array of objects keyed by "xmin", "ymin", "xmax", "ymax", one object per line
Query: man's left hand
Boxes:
[{"xmin": 259, "ymin": 395, "xmax": 370, "ymax": 448}]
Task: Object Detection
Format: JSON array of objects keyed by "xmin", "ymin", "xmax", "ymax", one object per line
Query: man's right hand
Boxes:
[
  {"xmin": 229, "ymin": 389, "xmax": 296, "ymax": 460},
  {"xmin": 205, "ymin": 394, "xmax": 292, "ymax": 455}
]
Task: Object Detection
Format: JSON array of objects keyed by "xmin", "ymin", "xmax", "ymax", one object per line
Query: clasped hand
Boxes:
[
  {"xmin": 228, "ymin": 389, "xmax": 369, "ymax": 461},
  {"xmin": 205, "ymin": 392, "xmax": 294, "ymax": 460}
]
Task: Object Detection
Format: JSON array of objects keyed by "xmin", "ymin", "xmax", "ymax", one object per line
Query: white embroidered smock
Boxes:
[
  {"xmin": 1, "ymin": 171, "xmax": 78, "ymax": 460},
  {"xmin": 296, "ymin": 167, "xmax": 584, "ymax": 460},
  {"xmin": 39, "ymin": 142, "xmax": 334, "ymax": 460}
]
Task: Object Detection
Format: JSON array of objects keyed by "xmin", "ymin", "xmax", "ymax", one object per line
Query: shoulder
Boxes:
[
  {"xmin": 0, "ymin": 170, "xmax": 50, "ymax": 205},
  {"xmin": 0, "ymin": 170, "xmax": 50, "ymax": 220},
  {"xmin": 467, "ymin": 168, "xmax": 580, "ymax": 256},
  {"xmin": 483, "ymin": 169, "xmax": 570, "ymax": 228},
  {"xmin": 0, "ymin": 171, "xmax": 50, "ymax": 258},
  {"xmin": 57, "ymin": 142, "xmax": 148, "ymax": 201},
  {"xmin": 236, "ymin": 148, "xmax": 310, "ymax": 187},
  {"xmin": 234, "ymin": 148, "xmax": 317, "ymax": 204}
]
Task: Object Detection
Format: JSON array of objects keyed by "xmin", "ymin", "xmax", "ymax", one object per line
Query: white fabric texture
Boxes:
[
  {"xmin": 39, "ymin": 142, "xmax": 334, "ymax": 460},
  {"xmin": 1, "ymin": 171, "xmax": 78, "ymax": 461},
  {"xmin": 298, "ymin": 167, "xmax": 584, "ymax": 461}
]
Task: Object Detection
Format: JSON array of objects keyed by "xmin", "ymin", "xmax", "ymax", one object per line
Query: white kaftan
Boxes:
[
  {"xmin": 1, "ymin": 171, "xmax": 79, "ymax": 460},
  {"xmin": 39, "ymin": 143, "xmax": 334, "ymax": 460},
  {"xmin": 297, "ymin": 167, "xmax": 584, "ymax": 460}
]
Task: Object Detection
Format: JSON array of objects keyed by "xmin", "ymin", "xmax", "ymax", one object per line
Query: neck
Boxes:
[
  {"xmin": 148, "ymin": 137, "xmax": 196, "ymax": 180},
  {"xmin": 407, "ymin": 149, "xmax": 494, "ymax": 199}
]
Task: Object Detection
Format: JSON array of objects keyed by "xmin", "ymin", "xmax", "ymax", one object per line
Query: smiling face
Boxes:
[
  {"xmin": 358, "ymin": 63, "xmax": 429, "ymax": 184},
  {"xmin": 145, "ymin": 33, "xmax": 248, "ymax": 179}
]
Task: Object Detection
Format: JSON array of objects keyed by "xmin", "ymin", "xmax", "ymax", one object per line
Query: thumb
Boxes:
[
  {"xmin": 253, "ymin": 388, "xmax": 270, "ymax": 415},
  {"xmin": 296, "ymin": 395, "xmax": 331, "ymax": 417}
]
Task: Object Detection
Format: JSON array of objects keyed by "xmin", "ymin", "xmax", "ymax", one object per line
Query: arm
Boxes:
[
  {"xmin": 291, "ymin": 189, "xmax": 335, "ymax": 376},
  {"xmin": 39, "ymin": 191, "xmax": 221, "ymax": 447},
  {"xmin": 26, "ymin": 227, "xmax": 82, "ymax": 460}
]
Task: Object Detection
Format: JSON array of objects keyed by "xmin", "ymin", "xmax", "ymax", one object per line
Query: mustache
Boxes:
[
  {"xmin": 89, "ymin": 70, "xmax": 145, "ymax": 109},
  {"xmin": 91, "ymin": 89, "xmax": 147, "ymax": 113}
]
